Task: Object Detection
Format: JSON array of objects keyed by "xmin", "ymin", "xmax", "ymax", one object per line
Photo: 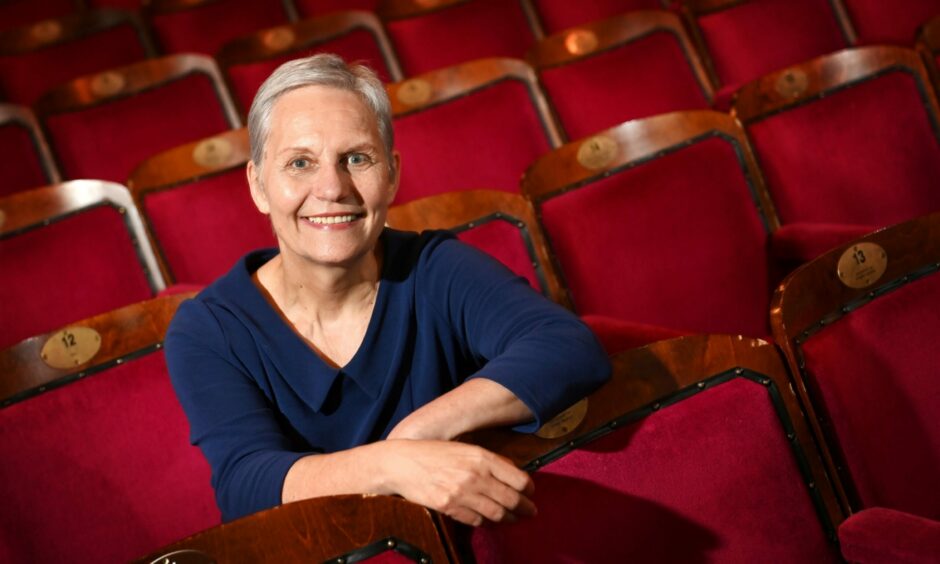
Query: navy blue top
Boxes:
[{"xmin": 165, "ymin": 229, "xmax": 610, "ymax": 521}]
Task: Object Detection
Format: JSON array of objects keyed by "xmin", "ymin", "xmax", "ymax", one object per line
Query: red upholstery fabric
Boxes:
[
  {"xmin": 0, "ymin": 121, "xmax": 50, "ymax": 197},
  {"xmin": 454, "ymin": 219, "xmax": 543, "ymax": 293},
  {"xmin": 581, "ymin": 314, "xmax": 687, "ymax": 355},
  {"xmin": 143, "ymin": 168, "xmax": 275, "ymax": 284},
  {"xmin": 839, "ymin": 507, "xmax": 940, "ymax": 564},
  {"xmin": 149, "ymin": 0, "xmax": 289, "ymax": 55},
  {"xmin": 770, "ymin": 222, "xmax": 878, "ymax": 263},
  {"xmin": 800, "ymin": 271, "xmax": 940, "ymax": 519},
  {"xmin": 697, "ymin": 0, "xmax": 847, "ymax": 88},
  {"xmin": 393, "ymin": 79, "xmax": 552, "ymax": 203},
  {"xmin": 0, "ymin": 205, "xmax": 154, "ymax": 348},
  {"xmin": 539, "ymin": 136, "xmax": 771, "ymax": 337},
  {"xmin": 384, "ymin": 0, "xmax": 535, "ymax": 75},
  {"xmin": 471, "ymin": 378, "xmax": 840, "ymax": 562},
  {"xmin": 225, "ymin": 29, "xmax": 395, "ymax": 114},
  {"xmin": 0, "ymin": 24, "xmax": 147, "ymax": 106},
  {"xmin": 539, "ymin": 30, "xmax": 710, "ymax": 139},
  {"xmin": 44, "ymin": 73, "xmax": 232, "ymax": 183},
  {"xmin": 293, "ymin": 0, "xmax": 380, "ymax": 18},
  {"xmin": 0, "ymin": 352, "xmax": 220, "ymax": 562},
  {"xmin": 530, "ymin": 0, "xmax": 663, "ymax": 34},
  {"xmin": 0, "ymin": 0, "xmax": 76, "ymax": 33},
  {"xmin": 746, "ymin": 71, "xmax": 940, "ymax": 227},
  {"xmin": 843, "ymin": 0, "xmax": 940, "ymax": 45}
]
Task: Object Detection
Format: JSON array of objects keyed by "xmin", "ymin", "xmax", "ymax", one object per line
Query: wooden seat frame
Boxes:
[
  {"xmin": 916, "ymin": 15, "xmax": 940, "ymax": 100},
  {"xmin": 0, "ymin": 103, "xmax": 61, "ymax": 187},
  {"xmin": 0, "ymin": 7, "xmax": 156, "ymax": 58}
]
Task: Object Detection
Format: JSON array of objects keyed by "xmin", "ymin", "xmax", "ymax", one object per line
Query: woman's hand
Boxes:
[{"xmin": 379, "ymin": 439, "xmax": 536, "ymax": 527}]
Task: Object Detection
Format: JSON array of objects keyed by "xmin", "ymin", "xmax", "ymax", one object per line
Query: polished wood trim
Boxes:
[
  {"xmin": 0, "ymin": 292, "xmax": 193, "ymax": 405},
  {"xmin": 378, "ymin": 0, "xmax": 471, "ymax": 21},
  {"xmin": 461, "ymin": 333, "xmax": 845, "ymax": 532},
  {"xmin": 134, "ymin": 494, "xmax": 457, "ymax": 564},
  {"xmin": 0, "ymin": 8, "xmax": 156, "ymax": 56},
  {"xmin": 387, "ymin": 189, "xmax": 570, "ymax": 308},
  {"xmin": 34, "ymin": 53, "xmax": 243, "ymax": 129},
  {"xmin": 525, "ymin": 10, "xmax": 715, "ymax": 103},
  {"xmin": 0, "ymin": 103, "xmax": 61, "ymax": 185},
  {"xmin": 386, "ymin": 57, "xmax": 564, "ymax": 148},
  {"xmin": 733, "ymin": 46, "xmax": 940, "ymax": 130},
  {"xmin": 0, "ymin": 180, "xmax": 167, "ymax": 293},
  {"xmin": 916, "ymin": 15, "xmax": 940, "ymax": 97},
  {"xmin": 128, "ymin": 127, "xmax": 250, "ymax": 194},
  {"xmin": 126, "ymin": 128, "xmax": 251, "ymax": 284},
  {"xmin": 216, "ymin": 11, "xmax": 404, "ymax": 82},
  {"xmin": 521, "ymin": 109, "xmax": 780, "ymax": 231},
  {"xmin": 770, "ymin": 212, "xmax": 940, "ymax": 513}
]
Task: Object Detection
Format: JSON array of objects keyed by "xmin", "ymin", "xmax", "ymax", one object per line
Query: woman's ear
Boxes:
[{"xmin": 247, "ymin": 160, "xmax": 270, "ymax": 214}]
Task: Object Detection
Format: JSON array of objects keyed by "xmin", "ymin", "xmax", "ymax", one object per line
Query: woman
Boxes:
[{"xmin": 165, "ymin": 54, "xmax": 610, "ymax": 526}]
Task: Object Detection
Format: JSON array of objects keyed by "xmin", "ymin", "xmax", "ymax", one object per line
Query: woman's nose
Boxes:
[{"xmin": 311, "ymin": 162, "xmax": 352, "ymax": 202}]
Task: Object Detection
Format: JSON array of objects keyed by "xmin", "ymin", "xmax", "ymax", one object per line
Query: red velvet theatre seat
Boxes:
[
  {"xmin": 387, "ymin": 57, "xmax": 563, "ymax": 204},
  {"xmin": 378, "ymin": 0, "xmax": 537, "ymax": 76},
  {"xmin": 0, "ymin": 294, "xmax": 221, "ymax": 563},
  {"xmin": 35, "ymin": 53, "xmax": 242, "ymax": 184},
  {"xmin": 681, "ymin": 0, "xmax": 850, "ymax": 95},
  {"xmin": 522, "ymin": 110, "xmax": 780, "ymax": 339},
  {"xmin": 127, "ymin": 128, "xmax": 275, "ymax": 286},
  {"xmin": 734, "ymin": 46, "xmax": 940, "ymax": 264},
  {"xmin": 527, "ymin": 10, "xmax": 714, "ymax": 140},
  {"xmin": 465, "ymin": 334, "xmax": 845, "ymax": 563},
  {"xmin": 387, "ymin": 189, "xmax": 567, "ymax": 305},
  {"xmin": 528, "ymin": 0, "xmax": 670, "ymax": 35},
  {"xmin": 0, "ymin": 9, "xmax": 154, "ymax": 106},
  {"xmin": 0, "ymin": 103, "xmax": 60, "ymax": 198},
  {"xmin": 217, "ymin": 11, "xmax": 403, "ymax": 116},
  {"xmin": 138, "ymin": 495, "xmax": 456, "ymax": 563},
  {"xmin": 772, "ymin": 212, "xmax": 940, "ymax": 563},
  {"xmin": 0, "ymin": 180, "xmax": 164, "ymax": 349},
  {"xmin": 841, "ymin": 0, "xmax": 940, "ymax": 45},
  {"xmin": 143, "ymin": 0, "xmax": 291, "ymax": 55}
]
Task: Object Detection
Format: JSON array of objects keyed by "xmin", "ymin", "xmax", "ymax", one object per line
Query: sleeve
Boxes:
[
  {"xmin": 419, "ymin": 235, "xmax": 612, "ymax": 432},
  {"xmin": 164, "ymin": 299, "xmax": 307, "ymax": 522}
]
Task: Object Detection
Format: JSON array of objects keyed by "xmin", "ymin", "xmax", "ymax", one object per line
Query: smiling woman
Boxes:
[{"xmin": 164, "ymin": 54, "xmax": 611, "ymax": 527}]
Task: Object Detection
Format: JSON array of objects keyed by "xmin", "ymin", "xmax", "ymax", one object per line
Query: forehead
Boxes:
[{"xmin": 266, "ymin": 85, "xmax": 380, "ymax": 150}]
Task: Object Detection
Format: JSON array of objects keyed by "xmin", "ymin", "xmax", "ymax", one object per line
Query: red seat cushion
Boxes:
[
  {"xmin": 0, "ymin": 352, "xmax": 220, "ymax": 562},
  {"xmin": 696, "ymin": 0, "xmax": 846, "ymax": 88},
  {"xmin": 0, "ymin": 205, "xmax": 154, "ymax": 348},
  {"xmin": 143, "ymin": 169, "xmax": 276, "ymax": 284},
  {"xmin": 530, "ymin": 0, "xmax": 663, "ymax": 34},
  {"xmin": 225, "ymin": 29, "xmax": 395, "ymax": 114},
  {"xmin": 0, "ymin": 23, "xmax": 147, "ymax": 106},
  {"xmin": 799, "ymin": 270, "xmax": 940, "ymax": 519},
  {"xmin": 292, "ymin": 0, "xmax": 380, "ymax": 18},
  {"xmin": 539, "ymin": 30, "xmax": 710, "ymax": 139},
  {"xmin": 393, "ymin": 79, "xmax": 553, "ymax": 203},
  {"xmin": 384, "ymin": 0, "xmax": 535, "ymax": 75},
  {"xmin": 746, "ymin": 71, "xmax": 940, "ymax": 227},
  {"xmin": 0, "ymin": 121, "xmax": 50, "ymax": 197},
  {"xmin": 44, "ymin": 73, "xmax": 233, "ymax": 183},
  {"xmin": 454, "ymin": 218, "xmax": 544, "ymax": 294},
  {"xmin": 843, "ymin": 0, "xmax": 940, "ymax": 45},
  {"xmin": 471, "ymin": 377, "xmax": 840, "ymax": 562},
  {"xmin": 149, "ymin": 0, "xmax": 289, "ymax": 55},
  {"xmin": 540, "ymin": 136, "xmax": 772, "ymax": 337}
]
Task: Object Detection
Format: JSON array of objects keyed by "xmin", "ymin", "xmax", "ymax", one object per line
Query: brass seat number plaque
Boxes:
[
  {"xmin": 40, "ymin": 327, "xmax": 102, "ymax": 369},
  {"xmin": 837, "ymin": 242, "xmax": 887, "ymax": 289}
]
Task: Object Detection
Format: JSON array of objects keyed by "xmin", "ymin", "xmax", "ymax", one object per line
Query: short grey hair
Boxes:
[{"xmin": 247, "ymin": 53, "xmax": 394, "ymax": 173}]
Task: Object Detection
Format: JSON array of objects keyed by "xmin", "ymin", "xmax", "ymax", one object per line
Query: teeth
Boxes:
[{"xmin": 306, "ymin": 214, "xmax": 358, "ymax": 225}]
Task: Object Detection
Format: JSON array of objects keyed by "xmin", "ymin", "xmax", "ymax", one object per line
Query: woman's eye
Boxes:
[
  {"xmin": 346, "ymin": 153, "xmax": 369, "ymax": 166},
  {"xmin": 289, "ymin": 158, "xmax": 310, "ymax": 169}
]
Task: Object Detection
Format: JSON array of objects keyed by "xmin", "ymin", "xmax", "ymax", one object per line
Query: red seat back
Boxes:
[
  {"xmin": 530, "ymin": 10, "xmax": 713, "ymax": 140},
  {"xmin": 842, "ymin": 0, "xmax": 940, "ymax": 45},
  {"xmin": 0, "ymin": 10, "xmax": 152, "ymax": 105},
  {"xmin": 529, "ymin": 0, "xmax": 666, "ymax": 35},
  {"xmin": 389, "ymin": 58, "xmax": 562, "ymax": 204},
  {"xmin": 0, "ymin": 104, "xmax": 59, "ymax": 197},
  {"xmin": 467, "ymin": 335, "xmax": 843, "ymax": 562},
  {"xmin": 773, "ymin": 212, "xmax": 940, "ymax": 520},
  {"xmin": 524, "ymin": 111, "xmax": 778, "ymax": 337},
  {"xmin": 37, "ymin": 54, "xmax": 241, "ymax": 183},
  {"xmin": 0, "ymin": 181, "xmax": 164, "ymax": 349},
  {"xmin": 293, "ymin": 0, "xmax": 381, "ymax": 18},
  {"xmin": 0, "ymin": 294, "xmax": 220, "ymax": 562},
  {"xmin": 380, "ymin": 0, "xmax": 536, "ymax": 75},
  {"xmin": 145, "ymin": 0, "xmax": 290, "ymax": 55}
]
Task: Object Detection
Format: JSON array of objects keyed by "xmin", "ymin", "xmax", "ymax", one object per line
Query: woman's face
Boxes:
[{"xmin": 247, "ymin": 85, "xmax": 399, "ymax": 270}]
